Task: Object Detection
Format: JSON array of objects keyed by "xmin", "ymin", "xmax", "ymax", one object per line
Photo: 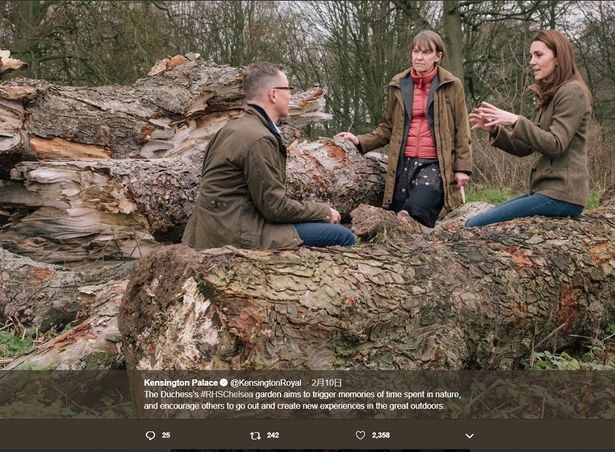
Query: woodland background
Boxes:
[
  {"xmin": 1, "ymin": 0, "xmax": 614, "ymax": 199},
  {"xmin": 1, "ymin": 1, "xmax": 614, "ymax": 375}
]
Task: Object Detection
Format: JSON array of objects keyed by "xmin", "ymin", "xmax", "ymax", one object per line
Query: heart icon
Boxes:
[{"xmin": 355, "ymin": 430, "xmax": 365, "ymax": 440}]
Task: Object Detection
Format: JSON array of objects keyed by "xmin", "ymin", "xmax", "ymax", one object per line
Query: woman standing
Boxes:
[
  {"xmin": 466, "ymin": 29, "xmax": 592, "ymax": 227},
  {"xmin": 336, "ymin": 30, "xmax": 472, "ymax": 228}
]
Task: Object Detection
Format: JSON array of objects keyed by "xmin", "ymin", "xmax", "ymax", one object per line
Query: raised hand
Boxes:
[{"xmin": 474, "ymin": 102, "xmax": 519, "ymax": 128}]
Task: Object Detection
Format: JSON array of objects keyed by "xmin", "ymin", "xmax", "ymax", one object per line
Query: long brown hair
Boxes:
[{"xmin": 529, "ymin": 29, "xmax": 592, "ymax": 109}]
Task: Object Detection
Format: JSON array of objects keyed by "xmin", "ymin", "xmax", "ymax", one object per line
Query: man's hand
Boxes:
[{"xmin": 329, "ymin": 208, "xmax": 341, "ymax": 224}]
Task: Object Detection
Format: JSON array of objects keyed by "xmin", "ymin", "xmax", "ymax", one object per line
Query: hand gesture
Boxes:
[
  {"xmin": 470, "ymin": 102, "xmax": 519, "ymax": 132},
  {"xmin": 469, "ymin": 110, "xmax": 495, "ymax": 133}
]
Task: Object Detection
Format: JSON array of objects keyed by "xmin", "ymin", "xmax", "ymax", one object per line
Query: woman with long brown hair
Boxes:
[{"xmin": 466, "ymin": 29, "xmax": 592, "ymax": 227}]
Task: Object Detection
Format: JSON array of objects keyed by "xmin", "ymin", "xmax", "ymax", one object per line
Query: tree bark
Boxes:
[
  {"xmin": 0, "ymin": 56, "xmax": 332, "ymax": 172},
  {"xmin": 3, "ymin": 276, "xmax": 127, "ymax": 371},
  {"xmin": 0, "ymin": 61, "xmax": 245, "ymax": 162},
  {"xmin": 442, "ymin": 0, "xmax": 465, "ymax": 83},
  {"xmin": 0, "ymin": 247, "xmax": 132, "ymax": 334},
  {"xmin": 1, "ymin": 57, "xmax": 381, "ymax": 263},
  {"xmin": 0, "ymin": 50, "xmax": 27, "ymax": 74},
  {"xmin": 118, "ymin": 190, "xmax": 615, "ymax": 371},
  {"xmin": 0, "ymin": 138, "xmax": 385, "ymax": 263}
]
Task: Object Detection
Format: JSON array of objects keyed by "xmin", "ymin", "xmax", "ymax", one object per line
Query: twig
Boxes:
[{"xmin": 533, "ymin": 322, "xmax": 567, "ymax": 350}]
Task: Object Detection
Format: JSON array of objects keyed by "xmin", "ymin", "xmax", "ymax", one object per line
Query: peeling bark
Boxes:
[
  {"xmin": 287, "ymin": 140, "xmax": 386, "ymax": 220},
  {"xmin": 349, "ymin": 201, "xmax": 495, "ymax": 240},
  {"xmin": 1, "ymin": 58, "xmax": 381, "ymax": 263},
  {"xmin": 0, "ymin": 57, "xmax": 332, "ymax": 173},
  {"xmin": 0, "ymin": 62, "xmax": 245, "ymax": 163},
  {"xmin": 0, "ymin": 50, "xmax": 27, "ymax": 74},
  {"xmin": 0, "ymin": 247, "xmax": 132, "ymax": 334},
  {"xmin": 3, "ymin": 277, "xmax": 127, "ymax": 370},
  {"xmin": 118, "ymin": 190, "xmax": 615, "ymax": 371},
  {"xmin": 1, "ymin": 139, "xmax": 385, "ymax": 263},
  {"xmin": 0, "ymin": 248, "xmax": 84, "ymax": 332}
]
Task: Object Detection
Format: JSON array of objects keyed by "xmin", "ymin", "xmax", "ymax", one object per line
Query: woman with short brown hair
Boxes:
[{"xmin": 336, "ymin": 30, "xmax": 472, "ymax": 228}]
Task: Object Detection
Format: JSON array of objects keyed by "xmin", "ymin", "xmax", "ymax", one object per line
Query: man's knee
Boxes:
[
  {"xmin": 295, "ymin": 222, "xmax": 356, "ymax": 247},
  {"xmin": 329, "ymin": 224, "xmax": 357, "ymax": 246}
]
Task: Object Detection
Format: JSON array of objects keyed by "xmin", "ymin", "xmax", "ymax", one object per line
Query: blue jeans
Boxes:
[
  {"xmin": 294, "ymin": 222, "xmax": 357, "ymax": 247},
  {"xmin": 465, "ymin": 193, "xmax": 583, "ymax": 227}
]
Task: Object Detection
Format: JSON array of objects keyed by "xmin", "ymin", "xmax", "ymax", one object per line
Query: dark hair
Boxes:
[
  {"xmin": 529, "ymin": 29, "xmax": 592, "ymax": 109},
  {"xmin": 411, "ymin": 30, "xmax": 446, "ymax": 61},
  {"xmin": 243, "ymin": 62, "xmax": 284, "ymax": 101}
]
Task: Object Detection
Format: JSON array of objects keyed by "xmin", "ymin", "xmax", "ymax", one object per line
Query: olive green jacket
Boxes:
[
  {"xmin": 182, "ymin": 105, "xmax": 331, "ymax": 249},
  {"xmin": 357, "ymin": 66, "xmax": 473, "ymax": 210},
  {"xmin": 491, "ymin": 81, "xmax": 591, "ymax": 206}
]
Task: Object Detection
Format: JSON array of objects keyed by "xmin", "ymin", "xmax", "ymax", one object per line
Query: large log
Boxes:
[
  {"xmin": 0, "ymin": 247, "xmax": 131, "ymax": 370},
  {"xmin": 0, "ymin": 138, "xmax": 385, "ymax": 263},
  {"xmin": 0, "ymin": 155, "xmax": 199, "ymax": 262},
  {"xmin": 118, "ymin": 189, "xmax": 615, "ymax": 371},
  {"xmin": 3, "ymin": 276, "xmax": 128, "ymax": 370},
  {"xmin": 0, "ymin": 247, "xmax": 132, "ymax": 334},
  {"xmin": 0, "ymin": 60, "xmax": 244, "ymax": 165},
  {"xmin": 1, "ymin": 57, "xmax": 384, "ymax": 263},
  {"xmin": 0, "ymin": 56, "xmax": 332, "ymax": 175},
  {"xmin": 0, "ymin": 247, "xmax": 83, "ymax": 332}
]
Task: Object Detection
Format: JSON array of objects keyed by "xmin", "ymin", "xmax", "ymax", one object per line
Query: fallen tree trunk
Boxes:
[
  {"xmin": 3, "ymin": 277, "xmax": 128, "ymax": 371},
  {"xmin": 0, "ymin": 138, "xmax": 385, "ymax": 263},
  {"xmin": 0, "ymin": 60, "xmax": 245, "ymax": 164},
  {"xmin": 118, "ymin": 189, "xmax": 615, "ymax": 371},
  {"xmin": 0, "ymin": 247, "xmax": 132, "ymax": 334},
  {"xmin": 0, "ymin": 248, "xmax": 131, "ymax": 371},
  {"xmin": 1, "ymin": 57, "xmax": 386, "ymax": 263},
  {"xmin": 0, "ymin": 57, "xmax": 332, "ymax": 175},
  {"xmin": 0, "ymin": 248, "xmax": 84, "ymax": 333}
]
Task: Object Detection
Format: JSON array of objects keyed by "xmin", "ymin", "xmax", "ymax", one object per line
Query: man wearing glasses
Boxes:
[{"xmin": 182, "ymin": 62, "xmax": 356, "ymax": 249}]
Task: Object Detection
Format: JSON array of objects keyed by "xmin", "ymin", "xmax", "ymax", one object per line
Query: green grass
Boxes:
[
  {"xmin": 586, "ymin": 191, "xmax": 602, "ymax": 210},
  {"xmin": 466, "ymin": 186, "xmax": 603, "ymax": 209},
  {"xmin": 465, "ymin": 186, "xmax": 521, "ymax": 205},
  {"xmin": 0, "ymin": 330, "xmax": 35, "ymax": 359},
  {"xmin": 526, "ymin": 323, "xmax": 615, "ymax": 370}
]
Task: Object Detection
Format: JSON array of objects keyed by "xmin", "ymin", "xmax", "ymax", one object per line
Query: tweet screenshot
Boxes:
[
  {"xmin": 1, "ymin": 370, "xmax": 615, "ymax": 449},
  {"xmin": 2, "ymin": 0, "xmax": 615, "ymax": 451}
]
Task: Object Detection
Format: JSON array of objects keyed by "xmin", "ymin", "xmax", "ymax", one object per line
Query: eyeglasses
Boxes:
[{"xmin": 273, "ymin": 86, "xmax": 294, "ymax": 91}]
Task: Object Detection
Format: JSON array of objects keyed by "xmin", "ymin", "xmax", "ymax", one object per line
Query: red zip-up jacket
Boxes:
[{"xmin": 404, "ymin": 66, "xmax": 437, "ymax": 159}]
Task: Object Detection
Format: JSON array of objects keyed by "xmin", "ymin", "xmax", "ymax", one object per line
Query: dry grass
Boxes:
[{"xmin": 471, "ymin": 119, "xmax": 615, "ymax": 194}]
